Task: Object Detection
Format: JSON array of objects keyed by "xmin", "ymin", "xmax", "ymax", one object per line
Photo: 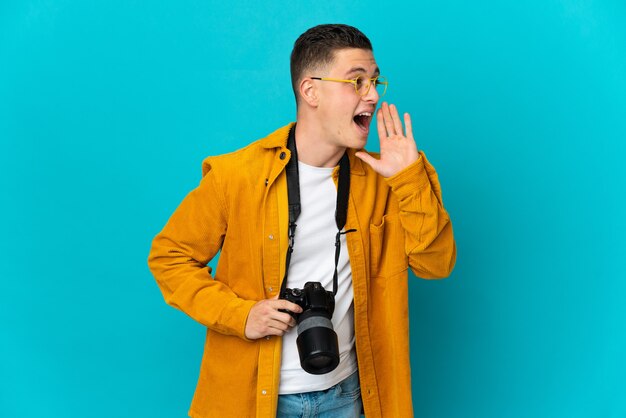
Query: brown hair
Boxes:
[{"xmin": 290, "ymin": 24, "xmax": 373, "ymax": 104}]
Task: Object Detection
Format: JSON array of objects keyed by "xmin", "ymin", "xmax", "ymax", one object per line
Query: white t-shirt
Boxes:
[{"xmin": 278, "ymin": 161, "xmax": 357, "ymax": 395}]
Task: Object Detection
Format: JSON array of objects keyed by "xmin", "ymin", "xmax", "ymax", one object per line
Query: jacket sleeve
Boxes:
[
  {"xmin": 384, "ymin": 151, "xmax": 457, "ymax": 279},
  {"xmin": 147, "ymin": 163, "xmax": 256, "ymax": 339}
]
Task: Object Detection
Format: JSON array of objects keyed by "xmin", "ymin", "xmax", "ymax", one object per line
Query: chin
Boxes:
[
  {"xmin": 346, "ymin": 136, "xmax": 368, "ymax": 150},
  {"xmin": 345, "ymin": 125, "xmax": 369, "ymax": 149}
]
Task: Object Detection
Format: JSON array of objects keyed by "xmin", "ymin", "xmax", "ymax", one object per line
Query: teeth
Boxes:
[{"xmin": 358, "ymin": 112, "xmax": 372, "ymax": 117}]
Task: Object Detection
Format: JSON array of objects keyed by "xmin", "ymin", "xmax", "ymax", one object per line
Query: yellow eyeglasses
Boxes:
[{"xmin": 310, "ymin": 75, "xmax": 388, "ymax": 97}]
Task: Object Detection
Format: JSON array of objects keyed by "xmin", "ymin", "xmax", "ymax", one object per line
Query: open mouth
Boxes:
[{"xmin": 353, "ymin": 112, "xmax": 373, "ymax": 134}]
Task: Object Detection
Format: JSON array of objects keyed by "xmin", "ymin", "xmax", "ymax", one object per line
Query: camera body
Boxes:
[
  {"xmin": 280, "ymin": 281, "xmax": 340, "ymax": 375},
  {"xmin": 281, "ymin": 281, "xmax": 335, "ymax": 319}
]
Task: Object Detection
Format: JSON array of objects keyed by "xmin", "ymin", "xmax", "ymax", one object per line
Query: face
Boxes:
[{"xmin": 313, "ymin": 48, "xmax": 380, "ymax": 151}]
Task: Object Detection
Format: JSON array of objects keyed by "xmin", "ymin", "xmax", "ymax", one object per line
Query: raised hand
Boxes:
[{"xmin": 355, "ymin": 102, "xmax": 419, "ymax": 178}]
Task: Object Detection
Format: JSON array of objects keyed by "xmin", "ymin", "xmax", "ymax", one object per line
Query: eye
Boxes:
[{"xmin": 354, "ymin": 76, "xmax": 364, "ymax": 89}]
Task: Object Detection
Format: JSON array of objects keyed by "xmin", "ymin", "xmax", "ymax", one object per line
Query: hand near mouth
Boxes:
[{"xmin": 355, "ymin": 102, "xmax": 420, "ymax": 178}]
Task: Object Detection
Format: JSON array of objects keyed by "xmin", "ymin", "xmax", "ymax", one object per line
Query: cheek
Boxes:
[
  {"xmin": 319, "ymin": 94, "xmax": 358, "ymax": 126},
  {"xmin": 334, "ymin": 99, "xmax": 357, "ymax": 121}
]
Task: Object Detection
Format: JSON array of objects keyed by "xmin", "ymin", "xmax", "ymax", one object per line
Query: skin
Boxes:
[{"xmin": 245, "ymin": 47, "xmax": 420, "ymax": 340}]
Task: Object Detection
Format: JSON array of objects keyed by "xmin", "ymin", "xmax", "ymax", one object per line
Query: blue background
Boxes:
[{"xmin": 1, "ymin": 1, "xmax": 625, "ymax": 417}]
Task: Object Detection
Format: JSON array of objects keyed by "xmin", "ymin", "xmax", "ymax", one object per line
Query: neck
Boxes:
[{"xmin": 294, "ymin": 117, "xmax": 346, "ymax": 168}]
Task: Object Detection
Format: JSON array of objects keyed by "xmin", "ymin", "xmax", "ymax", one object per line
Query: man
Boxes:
[{"xmin": 148, "ymin": 24, "xmax": 456, "ymax": 418}]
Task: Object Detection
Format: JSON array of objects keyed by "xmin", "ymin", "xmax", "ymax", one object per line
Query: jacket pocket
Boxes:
[
  {"xmin": 369, "ymin": 213, "xmax": 409, "ymax": 278},
  {"xmin": 336, "ymin": 372, "xmax": 361, "ymax": 401}
]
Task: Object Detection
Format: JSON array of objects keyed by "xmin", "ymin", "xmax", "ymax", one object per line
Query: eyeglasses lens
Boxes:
[{"xmin": 356, "ymin": 76, "xmax": 387, "ymax": 97}]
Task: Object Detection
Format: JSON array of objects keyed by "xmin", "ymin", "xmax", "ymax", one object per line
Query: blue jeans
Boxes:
[{"xmin": 277, "ymin": 371, "xmax": 363, "ymax": 418}]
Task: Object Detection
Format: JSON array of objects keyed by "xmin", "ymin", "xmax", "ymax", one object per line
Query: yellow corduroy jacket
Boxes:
[{"xmin": 148, "ymin": 123, "xmax": 456, "ymax": 418}]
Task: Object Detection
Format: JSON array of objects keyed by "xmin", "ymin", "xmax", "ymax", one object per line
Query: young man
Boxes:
[{"xmin": 148, "ymin": 24, "xmax": 456, "ymax": 418}]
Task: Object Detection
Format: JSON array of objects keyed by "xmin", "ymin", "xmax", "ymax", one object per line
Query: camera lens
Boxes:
[
  {"xmin": 296, "ymin": 315, "xmax": 339, "ymax": 374},
  {"xmin": 282, "ymin": 282, "xmax": 339, "ymax": 375}
]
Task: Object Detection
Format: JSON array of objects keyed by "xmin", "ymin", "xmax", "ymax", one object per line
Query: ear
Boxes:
[{"xmin": 299, "ymin": 77, "xmax": 319, "ymax": 107}]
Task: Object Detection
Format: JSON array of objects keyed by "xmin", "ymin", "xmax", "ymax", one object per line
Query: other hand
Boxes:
[{"xmin": 244, "ymin": 296, "xmax": 303, "ymax": 340}]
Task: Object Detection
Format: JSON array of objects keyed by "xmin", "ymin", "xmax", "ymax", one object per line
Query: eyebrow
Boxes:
[{"xmin": 345, "ymin": 66, "xmax": 380, "ymax": 77}]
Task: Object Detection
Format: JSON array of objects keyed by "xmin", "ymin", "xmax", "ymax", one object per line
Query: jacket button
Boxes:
[
  {"xmin": 265, "ymin": 336, "xmax": 270, "ymax": 340},
  {"xmin": 279, "ymin": 152, "xmax": 286, "ymax": 160},
  {"xmin": 268, "ymin": 234, "xmax": 274, "ymax": 240},
  {"xmin": 261, "ymin": 390, "xmax": 267, "ymax": 395}
]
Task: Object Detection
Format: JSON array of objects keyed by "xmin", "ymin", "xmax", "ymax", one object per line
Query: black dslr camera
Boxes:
[{"xmin": 280, "ymin": 281, "xmax": 340, "ymax": 375}]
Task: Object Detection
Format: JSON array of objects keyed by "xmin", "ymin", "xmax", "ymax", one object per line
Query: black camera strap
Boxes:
[{"xmin": 280, "ymin": 125, "xmax": 356, "ymax": 297}]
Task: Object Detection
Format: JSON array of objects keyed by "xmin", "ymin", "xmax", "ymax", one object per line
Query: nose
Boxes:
[{"xmin": 361, "ymin": 81, "xmax": 379, "ymax": 103}]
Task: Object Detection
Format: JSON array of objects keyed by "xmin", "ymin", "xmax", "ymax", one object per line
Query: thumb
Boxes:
[{"xmin": 355, "ymin": 151, "xmax": 382, "ymax": 172}]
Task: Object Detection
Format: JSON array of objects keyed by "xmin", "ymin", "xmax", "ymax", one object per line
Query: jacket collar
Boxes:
[
  {"xmin": 259, "ymin": 123, "xmax": 293, "ymax": 149},
  {"xmin": 260, "ymin": 123, "xmax": 366, "ymax": 176}
]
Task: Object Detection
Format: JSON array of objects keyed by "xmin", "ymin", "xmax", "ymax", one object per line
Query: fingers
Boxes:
[
  {"xmin": 270, "ymin": 294, "xmax": 303, "ymax": 315},
  {"xmin": 376, "ymin": 107, "xmax": 387, "ymax": 139},
  {"xmin": 274, "ymin": 299, "xmax": 303, "ymax": 315},
  {"xmin": 244, "ymin": 298, "xmax": 302, "ymax": 339},
  {"xmin": 368, "ymin": 103, "xmax": 419, "ymax": 178},
  {"xmin": 377, "ymin": 102, "xmax": 397, "ymax": 138},
  {"xmin": 378, "ymin": 102, "xmax": 406, "ymax": 138},
  {"xmin": 403, "ymin": 112, "xmax": 413, "ymax": 140},
  {"xmin": 267, "ymin": 317, "xmax": 294, "ymax": 333},
  {"xmin": 389, "ymin": 104, "xmax": 404, "ymax": 136}
]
